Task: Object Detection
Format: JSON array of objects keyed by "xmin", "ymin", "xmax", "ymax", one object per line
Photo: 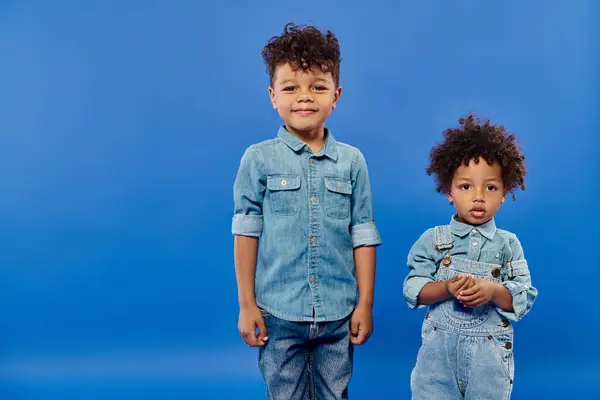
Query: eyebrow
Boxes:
[
  {"xmin": 454, "ymin": 177, "xmax": 502, "ymax": 182},
  {"xmin": 278, "ymin": 78, "xmax": 330, "ymax": 85}
]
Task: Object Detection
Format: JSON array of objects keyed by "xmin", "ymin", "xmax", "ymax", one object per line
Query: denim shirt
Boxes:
[
  {"xmin": 232, "ymin": 126, "xmax": 382, "ymax": 322},
  {"xmin": 403, "ymin": 215, "xmax": 537, "ymax": 321}
]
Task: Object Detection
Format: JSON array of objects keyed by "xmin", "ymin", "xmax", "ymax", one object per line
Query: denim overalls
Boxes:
[{"xmin": 410, "ymin": 225, "xmax": 531, "ymax": 400}]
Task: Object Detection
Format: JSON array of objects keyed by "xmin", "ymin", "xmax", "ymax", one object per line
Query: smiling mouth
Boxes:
[{"xmin": 293, "ymin": 110, "xmax": 317, "ymax": 115}]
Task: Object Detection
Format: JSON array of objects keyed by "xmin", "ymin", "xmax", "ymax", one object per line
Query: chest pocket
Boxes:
[
  {"xmin": 267, "ymin": 175, "xmax": 301, "ymax": 215},
  {"xmin": 324, "ymin": 177, "xmax": 352, "ymax": 219}
]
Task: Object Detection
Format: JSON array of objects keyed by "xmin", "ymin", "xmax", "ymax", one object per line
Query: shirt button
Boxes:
[
  {"xmin": 310, "ymin": 275, "xmax": 316, "ymax": 283},
  {"xmin": 491, "ymin": 267, "xmax": 501, "ymax": 278},
  {"xmin": 304, "ymin": 145, "xmax": 309, "ymax": 151},
  {"xmin": 311, "ymin": 196, "xmax": 317, "ymax": 204},
  {"xmin": 504, "ymin": 342, "xmax": 512, "ymax": 350},
  {"xmin": 495, "ymin": 253, "xmax": 500, "ymax": 259},
  {"xmin": 309, "ymin": 158, "xmax": 314, "ymax": 164},
  {"xmin": 311, "ymin": 236, "xmax": 317, "ymax": 244},
  {"xmin": 337, "ymin": 183, "xmax": 341, "ymax": 190},
  {"xmin": 471, "ymin": 242, "xmax": 478, "ymax": 247},
  {"xmin": 281, "ymin": 179, "xmax": 287, "ymax": 186}
]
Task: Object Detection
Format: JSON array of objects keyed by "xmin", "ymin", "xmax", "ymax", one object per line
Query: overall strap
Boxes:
[{"xmin": 433, "ymin": 225, "xmax": 454, "ymax": 252}]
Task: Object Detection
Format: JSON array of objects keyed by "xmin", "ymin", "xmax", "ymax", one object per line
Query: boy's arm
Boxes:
[
  {"xmin": 232, "ymin": 146, "xmax": 268, "ymax": 346},
  {"xmin": 417, "ymin": 281, "xmax": 453, "ymax": 305},
  {"xmin": 458, "ymin": 235, "xmax": 537, "ymax": 321},
  {"xmin": 349, "ymin": 150, "xmax": 381, "ymax": 345},
  {"xmin": 234, "ymin": 235, "xmax": 267, "ymax": 346},
  {"xmin": 495, "ymin": 235, "xmax": 538, "ymax": 321},
  {"xmin": 354, "ymin": 245, "xmax": 376, "ymax": 309},
  {"xmin": 234, "ymin": 235, "xmax": 259, "ymax": 309},
  {"xmin": 404, "ymin": 230, "xmax": 449, "ymax": 309}
]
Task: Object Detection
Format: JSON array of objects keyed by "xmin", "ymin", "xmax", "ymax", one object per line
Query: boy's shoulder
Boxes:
[
  {"xmin": 334, "ymin": 140, "xmax": 362, "ymax": 156},
  {"xmin": 495, "ymin": 228, "xmax": 520, "ymax": 244},
  {"xmin": 412, "ymin": 226, "xmax": 438, "ymax": 244},
  {"xmin": 333, "ymin": 140, "xmax": 368, "ymax": 166},
  {"xmin": 244, "ymin": 137, "xmax": 282, "ymax": 152}
]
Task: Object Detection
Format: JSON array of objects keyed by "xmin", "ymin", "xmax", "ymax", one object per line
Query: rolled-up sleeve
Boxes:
[
  {"xmin": 232, "ymin": 146, "xmax": 265, "ymax": 237},
  {"xmin": 349, "ymin": 150, "xmax": 381, "ymax": 248},
  {"xmin": 404, "ymin": 229, "xmax": 440, "ymax": 310},
  {"xmin": 497, "ymin": 235, "xmax": 538, "ymax": 321}
]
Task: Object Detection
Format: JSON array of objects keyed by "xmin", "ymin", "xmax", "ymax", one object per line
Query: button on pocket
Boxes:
[
  {"xmin": 324, "ymin": 177, "xmax": 352, "ymax": 219},
  {"xmin": 267, "ymin": 175, "xmax": 301, "ymax": 215}
]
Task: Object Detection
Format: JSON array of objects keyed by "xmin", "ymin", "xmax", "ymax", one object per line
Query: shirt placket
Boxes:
[
  {"xmin": 468, "ymin": 229, "xmax": 482, "ymax": 261},
  {"xmin": 306, "ymin": 147, "xmax": 321, "ymax": 319}
]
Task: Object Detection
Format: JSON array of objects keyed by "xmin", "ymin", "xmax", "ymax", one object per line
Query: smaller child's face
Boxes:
[
  {"xmin": 447, "ymin": 157, "xmax": 506, "ymax": 225},
  {"xmin": 269, "ymin": 63, "xmax": 341, "ymax": 137}
]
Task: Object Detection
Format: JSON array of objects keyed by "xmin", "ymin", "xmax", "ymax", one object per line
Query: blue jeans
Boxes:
[{"xmin": 258, "ymin": 309, "xmax": 354, "ymax": 400}]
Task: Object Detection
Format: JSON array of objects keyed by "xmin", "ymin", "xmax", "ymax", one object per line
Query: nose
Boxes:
[
  {"xmin": 473, "ymin": 188, "xmax": 485, "ymax": 202},
  {"xmin": 296, "ymin": 88, "xmax": 314, "ymax": 102}
]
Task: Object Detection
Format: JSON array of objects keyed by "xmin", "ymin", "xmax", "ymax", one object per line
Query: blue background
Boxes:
[{"xmin": 1, "ymin": 1, "xmax": 598, "ymax": 398}]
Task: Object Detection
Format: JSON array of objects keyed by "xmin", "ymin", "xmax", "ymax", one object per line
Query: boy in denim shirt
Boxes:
[
  {"xmin": 404, "ymin": 114, "xmax": 538, "ymax": 399},
  {"xmin": 232, "ymin": 23, "xmax": 381, "ymax": 400}
]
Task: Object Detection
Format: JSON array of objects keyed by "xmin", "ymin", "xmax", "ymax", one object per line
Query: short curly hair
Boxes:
[
  {"xmin": 427, "ymin": 114, "xmax": 527, "ymax": 200},
  {"xmin": 261, "ymin": 22, "xmax": 341, "ymax": 86}
]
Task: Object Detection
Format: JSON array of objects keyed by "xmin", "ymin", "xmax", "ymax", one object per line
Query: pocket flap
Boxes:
[
  {"xmin": 267, "ymin": 175, "xmax": 301, "ymax": 191},
  {"xmin": 324, "ymin": 177, "xmax": 352, "ymax": 195}
]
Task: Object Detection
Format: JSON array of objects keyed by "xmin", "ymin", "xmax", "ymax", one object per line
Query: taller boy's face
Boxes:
[
  {"xmin": 269, "ymin": 63, "xmax": 341, "ymax": 138},
  {"xmin": 447, "ymin": 157, "xmax": 506, "ymax": 225}
]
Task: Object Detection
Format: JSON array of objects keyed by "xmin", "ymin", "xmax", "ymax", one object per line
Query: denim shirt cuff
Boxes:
[
  {"xmin": 350, "ymin": 222, "xmax": 382, "ymax": 248},
  {"xmin": 232, "ymin": 214, "xmax": 263, "ymax": 237},
  {"xmin": 403, "ymin": 277, "xmax": 433, "ymax": 310},
  {"xmin": 497, "ymin": 281, "xmax": 528, "ymax": 321}
]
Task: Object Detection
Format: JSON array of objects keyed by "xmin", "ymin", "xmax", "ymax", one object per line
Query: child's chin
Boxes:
[{"xmin": 287, "ymin": 122, "xmax": 324, "ymax": 133}]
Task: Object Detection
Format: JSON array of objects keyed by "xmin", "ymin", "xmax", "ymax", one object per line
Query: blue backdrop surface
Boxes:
[{"xmin": 0, "ymin": 1, "xmax": 598, "ymax": 398}]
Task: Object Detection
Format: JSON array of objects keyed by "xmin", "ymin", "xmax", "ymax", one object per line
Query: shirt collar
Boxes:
[
  {"xmin": 449, "ymin": 214, "xmax": 497, "ymax": 240},
  {"xmin": 277, "ymin": 126, "xmax": 338, "ymax": 161}
]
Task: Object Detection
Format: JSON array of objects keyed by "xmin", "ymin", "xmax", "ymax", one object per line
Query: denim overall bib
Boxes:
[{"xmin": 410, "ymin": 225, "xmax": 529, "ymax": 400}]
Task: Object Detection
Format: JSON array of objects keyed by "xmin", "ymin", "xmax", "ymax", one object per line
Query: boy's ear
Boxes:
[
  {"xmin": 446, "ymin": 193, "xmax": 454, "ymax": 204},
  {"xmin": 268, "ymin": 86, "xmax": 277, "ymax": 110},
  {"xmin": 331, "ymin": 86, "xmax": 343, "ymax": 109}
]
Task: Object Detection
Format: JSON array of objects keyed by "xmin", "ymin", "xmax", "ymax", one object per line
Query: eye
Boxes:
[
  {"xmin": 282, "ymin": 86, "xmax": 296, "ymax": 92},
  {"xmin": 312, "ymin": 85, "xmax": 328, "ymax": 91},
  {"xmin": 486, "ymin": 185, "xmax": 498, "ymax": 191},
  {"xmin": 459, "ymin": 184, "xmax": 471, "ymax": 190}
]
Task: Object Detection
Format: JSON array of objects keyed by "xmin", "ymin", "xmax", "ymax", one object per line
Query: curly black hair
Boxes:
[
  {"xmin": 427, "ymin": 114, "xmax": 527, "ymax": 200},
  {"xmin": 261, "ymin": 22, "xmax": 341, "ymax": 86}
]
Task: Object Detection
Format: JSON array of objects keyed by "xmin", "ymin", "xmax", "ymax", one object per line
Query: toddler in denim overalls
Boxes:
[{"xmin": 403, "ymin": 114, "xmax": 538, "ymax": 399}]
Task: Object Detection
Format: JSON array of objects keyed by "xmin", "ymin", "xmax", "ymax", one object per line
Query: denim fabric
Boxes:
[
  {"xmin": 404, "ymin": 215, "xmax": 537, "ymax": 321},
  {"xmin": 232, "ymin": 126, "xmax": 381, "ymax": 322},
  {"xmin": 258, "ymin": 308, "xmax": 353, "ymax": 400},
  {"xmin": 410, "ymin": 321, "xmax": 515, "ymax": 399},
  {"xmin": 404, "ymin": 216, "xmax": 538, "ymax": 399}
]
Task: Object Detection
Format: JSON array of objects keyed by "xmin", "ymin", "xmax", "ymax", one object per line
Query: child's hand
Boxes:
[
  {"xmin": 238, "ymin": 305, "xmax": 269, "ymax": 347},
  {"xmin": 446, "ymin": 275, "xmax": 475, "ymax": 298},
  {"xmin": 350, "ymin": 305, "xmax": 373, "ymax": 345},
  {"xmin": 457, "ymin": 279, "xmax": 500, "ymax": 308}
]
